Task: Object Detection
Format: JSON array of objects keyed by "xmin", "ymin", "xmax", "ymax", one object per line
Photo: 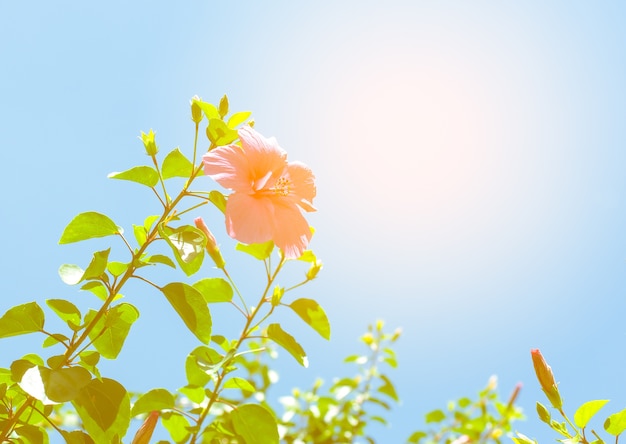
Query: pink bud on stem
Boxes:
[
  {"xmin": 531, "ymin": 349, "xmax": 563, "ymax": 409},
  {"xmin": 194, "ymin": 217, "xmax": 226, "ymax": 269}
]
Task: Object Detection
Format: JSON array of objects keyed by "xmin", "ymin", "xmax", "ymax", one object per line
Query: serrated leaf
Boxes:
[
  {"xmin": 223, "ymin": 377, "xmax": 255, "ymax": 393},
  {"xmin": 289, "ymin": 298, "xmax": 330, "ymax": 340},
  {"xmin": 267, "ymin": 324, "xmax": 308, "ymax": 367},
  {"xmin": 72, "ymin": 378, "xmax": 130, "ymax": 443},
  {"xmin": 207, "ymin": 118, "xmax": 238, "ymax": 146},
  {"xmin": 236, "ymin": 241, "xmax": 274, "ymax": 260},
  {"xmin": 161, "ymin": 283, "xmax": 212, "ymax": 344},
  {"xmin": 231, "ymin": 404, "xmax": 278, "ymax": 444},
  {"xmin": 84, "ymin": 304, "xmax": 139, "ymax": 359},
  {"xmin": 193, "ymin": 278, "xmax": 233, "ymax": 303},
  {"xmin": 0, "ymin": 302, "xmax": 45, "ymax": 338},
  {"xmin": 227, "ymin": 111, "xmax": 251, "ymax": 129},
  {"xmin": 59, "ymin": 264, "xmax": 84, "ymax": 285},
  {"xmin": 162, "ymin": 148, "xmax": 194, "ymax": 180},
  {"xmin": 131, "ymin": 389, "xmax": 175, "ymax": 416},
  {"xmin": 574, "ymin": 399, "xmax": 609, "ymax": 428},
  {"xmin": 108, "ymin": 166, "xmax": 159, "ymax": 187},
  {"xmin": 158, "ymin": 224, "xmax": 205, "ymax": 276},
  {"xmin": 59, "ymin": 212, "xmax": 121, "ymax": 244}
]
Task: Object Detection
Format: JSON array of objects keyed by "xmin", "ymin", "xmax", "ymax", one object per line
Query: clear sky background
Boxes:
[{"xmin": 1, "ymin": 1, "xmax": 626, "ymax": 442}]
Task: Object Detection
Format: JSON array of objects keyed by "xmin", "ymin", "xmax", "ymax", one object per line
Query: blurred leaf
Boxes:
[
  {"xmin": 178, "ymin": 385, "xmax": 205, "ymax": 404},
  {"xmin": 14, "ymin": 424, "xmax": 49, "ymax": 444},
  {"xmin": 207, "ymin": 118, "xmax": 238, "ymax": 146},
  {"xmin": 267, "ymin": 324, "xmax": 308, "ymax": 368},
  {"xmin": 59, "ymin": 212, "xmax": 121, "ymax": 244},
  {"xmin": 85, "ymin": 303, "xmax": 139, "ymax": 359},
  {"xmin": 236, "ymin": 241, "xmax": 274, "ymax": 260},
  {"xmin": 227, "ymin": 111, "xmax": 251, "ymax": 129},
  {"xmin": 425, "ymin": 409, "xmax": 446, "ymax": 423},
  {"xmin": 82, "ymin": 249, "xmax": 111, "ymax": 281},
  {"xmin": 58, "ymin": 264, "xmax": 84, "ymax": 285},
  {"xmin": 574, "ymin": 399, "xmax": 609, "ymax": 428},
  {"xmin": 193, "ymin": 278, "xmax": 233, "ymax": 303},
  {"xmin": 131, "ymin": 389, "xmax": 175, "ymax": 416},
  {"xmin": 162, "ymin": 148, "xmax": 194, "ymax": 180},
  {"xmin": 0, "ymin": 302, "xmax": 45, "ymax": 338},
  {"xmin": 605, "ymin": 408, "xmax": 626, "ymax": 435},
  {"xmin": 158, "ymin": 224, "xmax": 205, "ymax": 276},
  {"xmin": 108, "ymin": 166, "xmax": 159, "ymax": 187},
  {"xmin": 378, "ymin": 374, "xmax": 399, "ymax": 402},
  {"xmin": 72, "ymin": 378, "xmax": 130, "ymax": 443},
  {"xmin": 289, "ymin": 298, "xmax": 330, "ymax": 340},
  {"xmin": 231, "ymin": 404, "xmax": 278, "ymax": 444},
  {"xmin": 161, "ymin": 283, "xmax": 212, "ymax": 344},
  {"xmin": 162, "ymin": 411, "xmax": 191, "ymax": 443},
  {"xmin": 209, "ymin": 190, "xmax": 227, "ymax": 213},
  {"xmin": 407, "ymin": 431, "xmax": 427, "ymax": 443},
  {"xmin": 223, "ymin": 377, "xmax": 255, "ymax": 393}
]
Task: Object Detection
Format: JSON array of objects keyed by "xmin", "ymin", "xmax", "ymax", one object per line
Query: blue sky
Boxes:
[{"xmin": 2, "ymin": 1, "xmax": 626, "ymax": 442}]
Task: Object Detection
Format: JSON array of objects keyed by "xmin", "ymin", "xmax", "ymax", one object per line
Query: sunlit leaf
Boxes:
[
  {"xmin": 161, "ymin": 283, "xmax": 212, "ymax": 343},
  {"xmin": 58, "ymin": 264, "xmax": 84, "ymax": 285},
  {"xmin": 14, "ymin": 424, "xmax": 49, "ymax": 444},
  {"xmin": 236, "ymin": 241, "xmax": 274, "ymax": 260},
  {"xmin": 131, "ymin": 389, "xmax": 175, "ymax": 416},
  {"xmin": 227, "ymin": 111, "xmax": 251, "ymax": 129},
  {"xmin": 59, "ymin": 212, "xmax": 121, "ymax": 244},
  {"xmin": 574, "ymin": 399, "xmax": 609, "ymax": 428},
  {"xmin": 143, "ymin": 254, "xmax": 176, "ymax": 268},
  {"xmin": 195, "ymin": 100, "xmax": 220, "ymax": 120},
  {"xmin": 82, "ymin": 249, "xmax": 111, "ymax": 281},
  {"xmin": 231, "ymin": 404, "xmax": 278, "ymax": 444},
  {"xmin": 158, "ymin": 224, "xmax": 205, "ymax": 276},
  {"xmin": 42, "ymin": 333, "xmax": 69, "ymax": 348},
  {"xmin": 425, "ymin": 409, "xmax": 446, "ymax": 423},
  {"xmin": 193, "ymin": 278, "xmax": 233, "ymax": 303},
  {"xmin": 61, "ymin": 430, "xmax": 96, "ymax": 444},
  {"xmin": 207, "ymin": 118, "xmax": 238, "ymax": 146},
  {"xmin": 162, "ymin": 148, "xmax": 194, "ymax": 179},
  {"xmin": 161, "ymin": 411, "xmax": 191, "ymax": 443},
  {"xmin": 41, "ymin": 366, "xmax": 92, "ymax": 402},
  {"xmin": 107, "ymin": 261, "xmax": 128, "ymax": 277},
  {"xmin": 289, "ymin": 298, "xmax": 330, "ymax": 340},
  {"xmin": 108, "ymin": 166, "xmax": 159, "ymax": 187},
  {"xmin": 218, "ymin": 95, "xmax": 229, "ymax": 118},
  {"xmin": 209, "ymin": 190, "xmax": 227, "ymax": 214},
  {"xmin": 223, "ymin": 377, "xmax": 255, "ymax": 393},
  {"xmin": 378, "ymin": 374, "xmax": 399, "ymax": 402},
  {"xmin": 72, "ymin": 378, "xmax": 130, "ymax": 443},
  {"xmin": 0, "ymin": 302, "xmax": 45, "ymax": 338},
  {"xmin": 266, "ymin": 324, "xmax": 308, "ymax": 368},
  {"xmin": 84, "ymin": 303, "xmax": 139, "ymax": 359},
  {"xmin": 605, "ymin": 408, "xmax": 626, "ymax": 435}
]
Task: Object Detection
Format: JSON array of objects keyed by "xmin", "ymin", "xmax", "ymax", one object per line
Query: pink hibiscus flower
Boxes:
[{"xmin": 202, "ymin": 126, "xmax": 316, "ymax": 259}]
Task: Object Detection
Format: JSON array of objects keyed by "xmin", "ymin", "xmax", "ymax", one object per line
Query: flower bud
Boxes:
[
  {"xmin": 190, "ymin": 95, "xmax": 203, "ymax": 124},
  {"xmin": 530, "ymin": 349, "xmax": 562, "ymax": 409},
  {"xmin": 305, "ymin": 260, "xmax": 323, "ymax": 280},
  {"xmin": 140, "ymin": 129, "xmax": 158, "ymax": 156},
  {"xmin": 194, "ymin": 217, "xmax": 226, "ymax": 269},
  {"xmin": 131, "ymin": 411, "xmax": 159, "ymax": 444}
]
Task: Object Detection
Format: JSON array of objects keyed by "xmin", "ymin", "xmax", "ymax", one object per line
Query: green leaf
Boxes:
[
  {"xmin": 0, "ymin": 302, "xmax": 45, "ymax": 338},
  {"xmin": 42, "ymin": 333, "xmax": 69, "ymax": 348},
  {"xmin": 133, "ymin": 224, "xmax": 147, "ymax": 246},
  {"xmin": 46, "ymin": 299, "xmax": 81, "ymax": 327},
  {"xmin": 407, "ymin": 431, "xmax": 427, "ymax": 443},
  {"xmin": 207, "ymin": 118, "xmax": 238, "ymax": 146},
  {"xmin": 193, "ymin": 278, "xmax": 233, "ymax": 303},
  {"xmin": 14, "ymin": 424, "xmax": 49, "ymax": 444},
  {"xmin": 60, "ymin": 430, "xmax": 95, "ymax": 444},
  {"xmin": 178, "ymin": 385, "xmax": 205, "ymax": 404},
  {"xmin": 82, "ymin": 249, "xmax": 111, "ymax": 281},
  {"xmin": 223, "ymin": 377, "xmax": 255, "ymax": 393},
  {"xmin": 107, "ymin": 261, "xmax": 128, "ymax": 277},
  {"xmin": 377, "ymin": 374, "xmax": 399, "ymax": 402},
  {"xmin": 42, "ymin": 366, "xmax": 92, "ymax": 402},
  {"xmin": 575, "ymin": 399, "xmax": 609, "ymax": 428},
  {"xmin": 162, "ymin": 148, "xmax": 194, "ymax": 180},
  {"xmin": 185, "ymin": 346, "xmax": 224, "ymax": 387},
  {"xmin": 512, "ymin": 434, "xmax": 537, "ymax": 444},
  {"xmin": 537, "ymin": 402, "xmax": 551, "ymax": 424},
  {"xmin": 289, "ymin": 298, "xmax": 331, "ymax": 340},
  {"xmin": 236, "ymin": 241, "xmax": 274, "ymax": 260},
  {"xmin": 158, "ymin": 224, "xmax": 205, "ymax": 276},
  {"xmin": 161, "ymin": 283, "xmax": 212, "ymax": 344},
  {"xmin": 80, "ymin": 281, "xmax": 113, "ymax": 301},
  {"xmin": 162, "ymin": 411, "xmax": 191, "ymax": 443},
  {"xmin": 195, "ymin": 100, "xmax": 220, "ymax": 120},
  {"xmin": 425, "ymin": 409, "xmax": 446, "ymax": 423},
  {"xmin": 59, "ymin": 264, "xmax": 84, "ymax": 285},
  {"xmin": 227, "ymin": 111, "xmax": 251, "ymax": 129},
  {"xmin": 84, "ymin": 303, "xmax": 139, "ymax": 359},
  {"xmin": 266, "ymin": 324, "xmax": 308, "ymax": 367},
  {"xmin": 72, "ymin": 378, "xmax": 130, "ymax": 443},
  {"xmin": 605, "ymin": 408, "xmax": 626, "ymax": 435},
  {"xmin": 131, "ymin": 389, "xmax": 175, "ymax": 416},
  {"xmin": 218, "ymin": 95, "xmax": 229, "ymax": 118},
  {"xmin": 209, "ymin": 190, "xmax": 227, "ymax": 214},
  {"xmin": 59, "ymin": 212, "xmax": 121, "ymax": 244},
  {"xmin": 143, "ymin": 254, "xmax": 176, "ymax": 268},
  {"xmin": 231, "ymin": 404, "xmax": 279, "ymax": 444},
  {"xmin": 108, "ymin": 166, "xmax": 159, "ymax": 187}
]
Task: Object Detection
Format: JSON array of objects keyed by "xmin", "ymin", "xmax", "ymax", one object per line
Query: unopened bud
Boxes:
[
  {"xmin": 194, "ymin": 217, "xmax": 226, "ymax": 269},
  {"xmin": 530, "ymin": 349, "xmax": 562, "ymax": 409},
  {"xmin": 190, "ymin": 95, "xmax": 203, "ymax": 124},
  {"xmin": 131, "ymin": 411, "xmax": 159, "ymax": 444},
  {"xmin": 305, "ymin": 260, "xmax": 322, "ymax": 280},
  {"xmin": 271, "ymin": 286, "xmax": 284, "ymax": 307},
  {"xmin": 140, "ymin": 129, "xmax": 158, "ymax": 156}
]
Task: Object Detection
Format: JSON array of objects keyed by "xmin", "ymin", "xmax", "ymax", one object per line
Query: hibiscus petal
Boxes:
[
  {"xmin": 285, "ymin": 161, "xmax": 316, "ymax": 211},
  {"xmin": 271, "ymin": 200, "xmax": 312, "ymax": 259},
  {"xmin": 238, "ymin": 126, "xmax": 287, "ymax": 187},
  {"xmin": 202, "ymin": 145, "xmax": 252, "ymax": 191},
  {"xmin": 225, "ymin": 192, "xmax": 275, "ymax": 244}
]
